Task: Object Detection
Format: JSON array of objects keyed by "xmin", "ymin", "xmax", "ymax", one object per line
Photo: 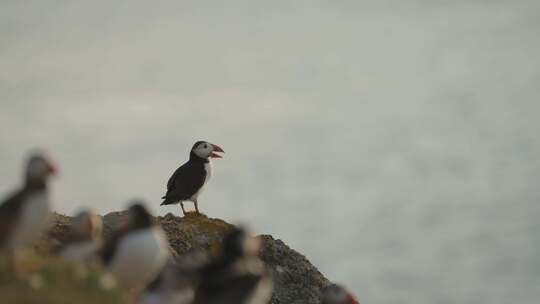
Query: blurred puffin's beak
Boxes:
[
  {"xmin": 210, "ymin": 144, "xmax": 224, "ymax": 158},
  {"xmin": 347, "ymin": 293, "xmax": 360, "ymax": 304},
  {"xmin": 48, "ymin": 161, "xmax": 58, "ymax": 175}
]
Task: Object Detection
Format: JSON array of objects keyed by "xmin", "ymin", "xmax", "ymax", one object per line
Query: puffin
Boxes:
[
  {"xmin": 138, "ymin": 255, "xmax": 207, "ymax": 304},
  {"xmin": 100, "ymin": 202, "xmax": 169, "ymax": 289},
  {"xmin": 193, "ymin": 227, "xmax": 273, "ymax": 304},
  {"xmin": 59, "ymin": 210, "xmax": 103, "ymax": 263},
  {"xmin": 0, "ymin": 152, "xmax": 57, "ymax": 252},
  {"xmin": 161, "ymin": 141, "xmax": 224, "ymax": 215},
  {"xmin": 321, "ymin": 284, "xmax": 359, "ymax": 304}
]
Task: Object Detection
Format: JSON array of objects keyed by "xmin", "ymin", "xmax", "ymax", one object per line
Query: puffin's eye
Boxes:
[{"xmin": 204, "ymin": 144, "xmax": 208, "ymax": 149}]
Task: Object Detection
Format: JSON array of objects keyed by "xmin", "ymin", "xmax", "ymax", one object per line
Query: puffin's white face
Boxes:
[
  {"xmin": 27, "ymin": 154, "xmax": 57, "ymax": 181},
  {"xmin": 192, "ymin": 141, "xmax": 225, "ymax": 159}
]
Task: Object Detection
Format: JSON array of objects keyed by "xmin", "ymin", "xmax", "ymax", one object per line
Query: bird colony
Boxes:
[{"xmin": 0, "ymin": 142, "xmax": 358, "ymax": 304}]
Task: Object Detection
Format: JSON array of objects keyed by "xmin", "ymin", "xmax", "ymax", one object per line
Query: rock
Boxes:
[
  {"xmin": 259, "ymin": 235, "xmax": 330, "ymax": 304},
  {"xmin": 47, "ymin": 212, "xmax": 330, "ymax": 303}
]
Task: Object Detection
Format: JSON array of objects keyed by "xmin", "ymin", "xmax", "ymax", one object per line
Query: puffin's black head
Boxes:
[
  {"xmin": 222, "ymin": 227, "xmax": 260, "ymax": 261},
  {"xmin": 127, "ymin": 201, "xmax": 153, "ymax": 231},
  {"xmin": 321, "ymin": 284, "xmax": 359, "ymax": 304},
  {"xmin": 25, "ymin": 151, "xmax": 57, "ymax": 187},
  {"xmin": 190, "ymin": 141, "xmax": 225, "ymax": 161}
]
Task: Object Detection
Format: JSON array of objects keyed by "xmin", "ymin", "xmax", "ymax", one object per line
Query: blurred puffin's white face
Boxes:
[
  {"xmin": 192, "ymin": 141, "xmax": 224, "ymax": 159},
  {"xmin": 26, "ymin": 155, "xmax": 56, "ymax": 181}
]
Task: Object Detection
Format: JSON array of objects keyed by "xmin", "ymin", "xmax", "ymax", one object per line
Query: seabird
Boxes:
[
  {"xmin": 161, "ymin": 141, "xmax": 224, "ymax": 215},
  {"xmin": 59, "ymin": 210, "xmax": 103, "ymax": 263},
  {"xmin": 100, "ymin": 201, "xmax": 169, "ymax": 289},
  {"xmin": 321, "ymin": 284, "xmax": 359, "ymax": 304},
  {"xmin": 193, "ymin": 227, "xmax": 273, "ymax": 304},
  {"xmin": 0, "ymin": 152, "xmax": 57, "ymax": 252},
  {"xmin": 138, "ymin": 255, "xmax": 206, "ymax": 304}
]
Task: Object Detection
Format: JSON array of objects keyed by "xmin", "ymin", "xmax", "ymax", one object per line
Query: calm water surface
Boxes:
[{"xmin": 1, "ymin": 1, "xmax": 539, "ymax": 303}]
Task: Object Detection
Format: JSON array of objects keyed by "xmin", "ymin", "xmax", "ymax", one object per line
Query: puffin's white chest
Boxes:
[
  {"xmin": 9, "ymin": 191, "xmax": 51, "ymax": 250},
  {"xmin": 204, "ymin": 161, "xmax": 213, "ymax": 182},
  {"xmin": 108, "ymin": 227, "xmax": 169, "ymax": 288},
  {"xmin": 189, "ymin": 161, "xmax": 212, "ymax": 201}
]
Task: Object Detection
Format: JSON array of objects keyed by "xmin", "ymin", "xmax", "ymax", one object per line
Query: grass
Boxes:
[{"xmin": 0, "ymin": 253, "xmax": 130, "ymax": 304}]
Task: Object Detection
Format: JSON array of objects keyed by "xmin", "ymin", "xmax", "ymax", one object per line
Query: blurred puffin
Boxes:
[
  {"xmin": 0, "ymin": 152, "xmax": 57, "ymax": 252},
  {"xmin": 161, "ymin": 141, "xmax": 224, "ymax": 215},
  {"xmin": 100, "ymin": 202, "xmax": 169, "ymax": 288},
  {"xmin": 59, "ymin": 210, "xmax": 103, "ymax": 263},
  {"xmin": 193, "ymin": 227, "xmax": 273, "ymax": 304},
  {"xmin": 138, "ymin": 255, "xmax": 207, "ymax": 304},
  {"xmin": 321, "ymin": 284, "xmax": 359, "ymax": 304}
]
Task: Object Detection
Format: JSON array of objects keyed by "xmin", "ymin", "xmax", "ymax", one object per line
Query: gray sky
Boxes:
[{"xmin": 2, "ymin": 1, "xmax": 540, "ymax": 302}]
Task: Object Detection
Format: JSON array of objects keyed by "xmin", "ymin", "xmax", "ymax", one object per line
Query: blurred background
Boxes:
[{"xmin": 1, "ymin": 1, "xmax": 539, "ymax": 303}]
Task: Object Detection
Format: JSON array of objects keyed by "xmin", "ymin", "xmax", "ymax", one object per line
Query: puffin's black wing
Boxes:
[
  {"xmin": 161, "ymin": 161, "xmax": 206, "ymax": 205},
  {"xmin": 0, "ymin": 189, "xmax": 26, "ymax": 246}
]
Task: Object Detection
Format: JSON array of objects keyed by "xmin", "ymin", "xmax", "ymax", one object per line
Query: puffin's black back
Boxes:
[{"xmin": 0, "ymin": 189, "xmax": 28, "ymax": 247}]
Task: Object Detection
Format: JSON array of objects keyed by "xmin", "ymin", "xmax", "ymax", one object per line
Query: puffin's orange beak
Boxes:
[{"xmin": 210, "ymin": 144, "xmax": 224, "ymax": 158}]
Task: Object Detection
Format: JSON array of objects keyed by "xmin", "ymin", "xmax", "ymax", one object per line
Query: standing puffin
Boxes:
[
  {"xmin": 138, "ymin": 256, "xmax": 206, "ymax": 304},
  {"xmin": 100, "ymin": 202, "xmax": 169, "ymax": 289},
  {"xmin": 161, "ymin": 141, "xmax": 224, "ymax": 215},
  {"xmin": 0, "ymin": 152, "xmax": 57, "ymax": 252}
]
